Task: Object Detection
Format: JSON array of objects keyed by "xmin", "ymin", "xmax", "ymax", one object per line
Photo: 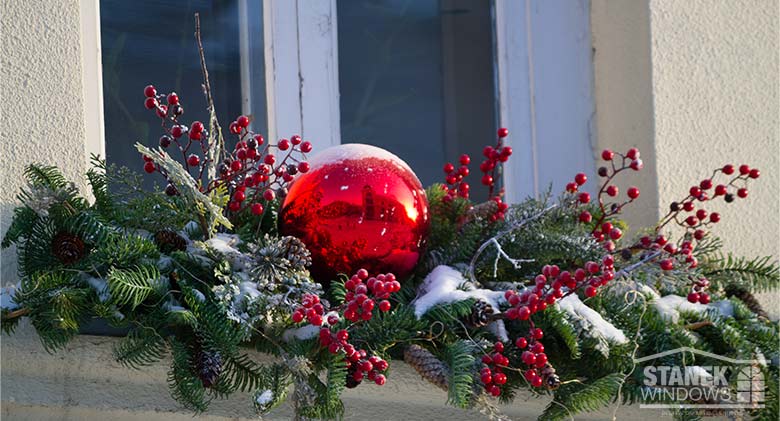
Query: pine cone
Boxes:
[
  {"xmin": 195, "ymin": 349, "xmax": 222, "ymax": 388},
  {"xmin": 154, "ymin": 229, "xmax": 187, "ymax": 254},
  {"xmin": 278, "ymin": 236, "xmax": 312, "ymax": 268},
  {"xmin": 540, "ymin": 363, "xmax": 560, "ymax": 390},
  {"xmin": 51, "ymin": 231, "xmax": 86, "ymax": 264},
  {"xmin": 404, "ymin": 345, "xmax": 449, "ymax": 391},
  {"xmin": 724, "ymin": 284, "xmax": 768, "ymax": 319},
  {"xmin": 466, "ymin": 300, "xmax": 495, "ymax": 328}
]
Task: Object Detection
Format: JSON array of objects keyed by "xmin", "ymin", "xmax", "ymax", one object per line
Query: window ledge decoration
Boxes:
[{"xmin": 1, "ymin": 16, "xmax": 777, "ymax": 421}]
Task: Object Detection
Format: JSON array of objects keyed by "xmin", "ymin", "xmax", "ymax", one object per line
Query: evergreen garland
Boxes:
[{"xmin": 1, "ymin": 17, "xmax": 777, "ymax": 420}]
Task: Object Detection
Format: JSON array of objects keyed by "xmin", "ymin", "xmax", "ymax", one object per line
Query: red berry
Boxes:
[
  {"xmin": 687, "ymin": 292, "xmax": 700, "ymax": 303},
  {"xmin": 515, "ymin": 337, "xmax": 528, "ymax": 349},
  {"xmin": 278, "ymin": 138, "xmax": 291, "ymax": 151},
  {"xmin": 156, "ymin": 105, "xmax": 168, "ymax": 119},
  {"xmin": 143, "ymin": 161, "xmax": 156, "ymax": 173},
  {"xmin": 459, "ymin": 154, "xmax": 471, "ymax": 165},
  {"xmin": 264, "ymin": 154, "xmax": 276, "ymax": 165},
  {"xmin": 660, "ymin": 259, "xmax": 674, "ymax": 271},
  {"xmin": 685, "ymin": 216, "xmax": 698, "ymax": 226},
  {"xmin": 443, "ymin": 162, "xmax": 455, "ymax": 173},
  {"xmin": 481, "ymin": 174, "xmax": 493, "ymax": 186},
  {"xmin": 231, "ymin": 160, "xmax": 242, "ymax": 172},
  {"xmin": 143, "ymin": 85, "xmax": 157, "ymax": 98},
  {"xmin": 233, "ymin": 190, "xmax": 246, "ymax": 202},
  {"xmin": 171, "ymin": 125, "xmax": 184, "ymax": 138},
  {"xmin": 709, "ymin": 212, "xmax": 720, "ymax": 223},
  {"xmin": 698, "ymin": 293, "xmax": 710, "ymax": 304},
  {"xmin": 297, "ymin": 162, "xmax": 310, "ymax": 173},
  {"xmin": 566, "ymin": 182, "xmax": 578, "ymax": 193},
  {"xmin": 166, "ymin": 92, "xmax": 179, "ymax": 105},
  {"xmin": 700, "ymin": 179, "xmax": 713, "ymax": 190},
  {"xmin": 517, "ymin": 306, "xmax": 530, "ymax": 321},
  {"xmin": 749, "ymin": 168, "xmax": 760, "ymax": 179},
  {"xmin": 481, "ymin": 372, "xmax": 493, "ymax": 384},
  {"xmin": 626, "ymin": 148, "xmax": 639, "ymax": 160},
  {"xmin": 579, "ymin": 211, "xmax": 592, "ymax": 223},
  {"xmin": 737, "ymin": 188, "xmax": 748, "ymax": 198},
  {"xmin": 601, "ymin": 149, "xmax": 614, "ymax": 160},
  {"xmin": 292, "ymin": 311, "xmax": 304, "ymax": 323},
  {"xmin": 251, "ymin": 203, "xmax": 264, "ymax": 215},
  {"xmin": 187, "ymin": 154, "xmax": 200, "ymax": 166},
  {"xmin": 497, "ymin": 127, "xmax": 509, "ymax": 138},
  {"xmin": 630, "ymin": 158, "xmax": 643, "ymax": 171},
  {"xmin": 144, "ymin": 97, "xmax": 158, "ymax": 109},
  {"xmin": 610, "ymin": 227, "xmax": 622, "ymax": 240},
  {"xmin": 739, "ymin": 164, "xmax": 750, "ymax": 175},
  {"xmin": 300, "ymin": 141, "xmax": 313, "ymax": 153},
  {"xmin": 578, "ymin": 192, "xmax": 590, "ymax": 204},
  {"xmin": 532, "ymin": 328, "xmax": 544, "ymax": 340},
  {"xmin": 627, "ymin": 186, "xmax": 640, "ymax": 199},
  {"xmin": 288, "ymin": 135, "xmax": 301, "ymax": 145},
  {"xmin": 236, "ymin": 115, "xmax": 250, "ymax": 128},
  {"xmin": 494, "ymin": 342, "xmax": 504, "ymax": 353},
  {"xmin": 379, "ymin": 300, "xmax": 391, "ymax": 312},
  {"xmin": 695, "ymin": 209, "xmax": 707, "ymax": 220},
  {"xmin": 228, "ymin": 201, "xmax": 241, "ymax": 212},
  {"xmin": 574, "ymin": 173, "xmax": 587, "ymax": 185},
  {"xmin": 263, "ymin": 190, "xmax": 276, "ymax": 201},
  {"xmin": 191, "ymin": 121, "xmax": 204, "ymax": 134},
  {"xmin": 689, "ymin": 186, "xmax": 701, "ymax": 197},
  {"xmin": 722, "ymin": 164, "xmax": 735, "ymax": 175},
  {"xmin": 585, "ymin": 286, "xmax": 597, "ymax": 297},
  {"xmin": 521, "ymin": 351, "xmax": 536, "ymax": 365},
  {"xmin": 714, "ymin": 184, "xmax": 727, "ymax": 196},
  {"xmin": 606, "ymin": 185, "xmax": 618, "ymax": 197},
  {"xmin": 683, "ymin": 201, "xmax": 695, "ymax": 212},
  {"xmin": 493, "ymin": 372, "xmax": 507, "ymax": 385},
  {"xmin": 229, "ymin": 121, "xmax": 241, "ymax": 135}
]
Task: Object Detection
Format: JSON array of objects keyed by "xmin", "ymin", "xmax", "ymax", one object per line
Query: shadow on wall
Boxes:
[{"xmin": 1, "ymin": 203, "xmax": 19, "ymax": 286}]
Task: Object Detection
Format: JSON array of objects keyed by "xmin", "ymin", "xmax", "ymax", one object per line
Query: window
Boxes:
[
  {"xmin": 100, "ymin": 0, "xmax": 266, "ymax": 188},
  {"xmin": 337, "ymin": 0, "xmax": 497, "ymax": 199},
  {"xmin": 96, "ymin": 0, "xmax": 595, "ymax": 201}
]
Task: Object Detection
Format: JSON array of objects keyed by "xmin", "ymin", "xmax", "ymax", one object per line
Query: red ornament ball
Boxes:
[{"xmin": 279, "ymin": 144, "xmax": 430, "ymax": 283}]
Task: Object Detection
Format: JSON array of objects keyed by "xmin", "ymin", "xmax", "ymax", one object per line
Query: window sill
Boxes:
[{"xmin": 2, "ymin": 320, "xmax": 657, "ymax": 420}]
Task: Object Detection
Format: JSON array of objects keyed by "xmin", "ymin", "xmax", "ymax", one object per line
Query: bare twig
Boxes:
[
  {"xmin": 194, "ymin": 13, "xmax": 224, "ymax": 181},
  {"xmin": 468, "ymin": 204, "xmax": 558, "ymax": 283},
  {"xmin": 2, "ymin": 307, "xmax": 30, "ymax": 320}
]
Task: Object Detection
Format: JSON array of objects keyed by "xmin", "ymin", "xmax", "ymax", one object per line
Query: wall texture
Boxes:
[
  {"xmin": 649, "ymin": 0, "xmax": 779, "ymax": 259},
  {"xmin": 591, "ymin": 0, "xmax": 659, "ymax": 232},
  {"xmin": 1, "ymin": 0, "xmax": 91, "ymax": 283}
]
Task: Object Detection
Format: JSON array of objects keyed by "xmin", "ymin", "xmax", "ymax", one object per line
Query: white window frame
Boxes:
[{"xmin": 85, "ymin": 0, "xmax": 595, "ymax": 202}]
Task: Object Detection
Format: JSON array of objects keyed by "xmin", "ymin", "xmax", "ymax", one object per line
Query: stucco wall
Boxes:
[
  {"xmin": 649, "ymin": 0, "xmax": 779, "ymax": 259},
  {"xmin": 0, "ymin": 0, "xmax": 91, "ymax": 284}
]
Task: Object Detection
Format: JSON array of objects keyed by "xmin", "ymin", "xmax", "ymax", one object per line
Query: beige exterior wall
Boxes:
[
  {"xmin": 0, "ymin": 0, "xmax": 94, "ymax": 283},
  {"xmin": 592, "ymin": 0, "xmax": 779, "ymax": 260}
]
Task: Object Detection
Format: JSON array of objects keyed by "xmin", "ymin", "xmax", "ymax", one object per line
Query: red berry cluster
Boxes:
[
  {"xmin": 440, "ymin": 128, "xmax": 512, "ymax": 221},
  {"xmin": 516, "ymin": 328, "xmax": 548, "ymax": 388},
  {"xmin": 141, "ymin": 84, "xmax": 312, "ymax": 216},
  {"xmin": 291, "ymin": 293, "xmax": 325, "ymax": 326},
  {"xmin": 686, "ymin": 277, "xmax": 711, "ymax": 304},
  {"xmin": 442, "ymin": 154, "xmax": 472, "ymax": 200},
  {"xmin": 625, "ymin": 162, "xmax": 760, "ymax": 273},
  {"xmin": 572, "ymin": 148, "xmax": 642, "ymax": 253},
  {"xmin": 480, "ymin": 128, "xmax": 513, "ymax": 197},
  {"xmin": 479, "ymin": 342, "xmax": 509, "ymax": 396},
  {"xmin": 343, "ymin": 269, "xmax": 398, "ymax": 322},
  {"xmin": 504, "ymin": 260, "xmax": 616, "ymax": 326},
  {"xmin": 290, "ymin": 269, "xmax": 397, "ymax": 389}
]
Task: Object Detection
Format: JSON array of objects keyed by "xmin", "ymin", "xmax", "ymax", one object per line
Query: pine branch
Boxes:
[{"xmin": 107, "ymin": 265, "xmax": 159, "ymax": 309}]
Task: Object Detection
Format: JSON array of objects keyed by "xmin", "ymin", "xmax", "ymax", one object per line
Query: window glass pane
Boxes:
[
  {"xmin": 100, "ymin": 0, "xmax": 266, "ymax": 188},
  {"xmin": 337, "ymin": 0, "xmax": 497, "ymax": 199}
]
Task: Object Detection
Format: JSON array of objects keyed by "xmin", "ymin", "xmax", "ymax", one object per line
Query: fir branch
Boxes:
[
  {"xmin": 114, "ymin": 326, "xmax": 167, "ymax": 368},
  {"xmin": 107, "ymin": 265, "xmax": 159, "ymax": 309},
  {"xmin": 442, "ymin": 340, "xmax": 477, "ymax": 408},
  {"xmin": 703, "ymin": 254, "xmax": 780, "ymax": 292}
]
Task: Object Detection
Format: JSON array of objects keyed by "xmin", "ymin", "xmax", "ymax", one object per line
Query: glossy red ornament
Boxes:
[{"xmin": 279, "ymin": 144, "xmax": 429, "ymax": 283}]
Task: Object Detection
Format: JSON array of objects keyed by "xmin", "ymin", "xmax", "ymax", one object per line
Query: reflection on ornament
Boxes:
[{"xmin": 279, "ymin": 144, "xmax": 429, "ymax": 283}]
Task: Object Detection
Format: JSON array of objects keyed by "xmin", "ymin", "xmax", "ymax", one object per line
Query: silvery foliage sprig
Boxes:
[{"xmin": 22, "ymin": 182, "xmax": 79, "ymax": 218}]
